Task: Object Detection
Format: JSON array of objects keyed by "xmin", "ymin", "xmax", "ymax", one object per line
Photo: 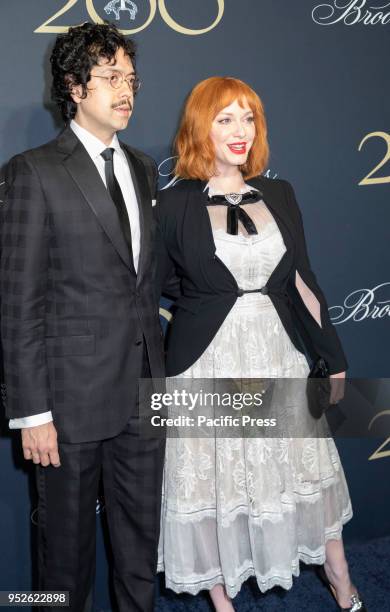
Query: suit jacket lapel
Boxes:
[
  {"xmin": 57, "ymin": 127, "xmax": 132, "ymax": 270},
  {"xmin": 122, "ymin": 145, "xmax": 153, "ymax": 287}
]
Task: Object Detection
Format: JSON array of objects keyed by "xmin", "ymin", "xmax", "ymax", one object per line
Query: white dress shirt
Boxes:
[{"xmin": 9, "ymin": 120, "xmax": 141, "ymax": 429}]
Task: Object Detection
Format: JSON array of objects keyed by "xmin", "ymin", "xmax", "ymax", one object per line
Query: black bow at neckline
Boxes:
[{"xmin": 207, "ymin": 189, "xmax": 262, "ymax": 235}]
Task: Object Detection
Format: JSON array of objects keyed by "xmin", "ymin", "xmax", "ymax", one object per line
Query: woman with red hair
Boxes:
[{"xmin": 155, "ymin": 77, "xmax": 365, "ymax": 611}]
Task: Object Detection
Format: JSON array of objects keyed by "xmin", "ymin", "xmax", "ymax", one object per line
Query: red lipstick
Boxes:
[{"xmin": 227, "ymin": 142, "xmax": 247, "ymax": 155}]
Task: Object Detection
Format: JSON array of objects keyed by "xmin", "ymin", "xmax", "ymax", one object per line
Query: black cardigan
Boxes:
[{"xmin": 155, "ymin": 177, "xmax": 348, "ymax": 377}]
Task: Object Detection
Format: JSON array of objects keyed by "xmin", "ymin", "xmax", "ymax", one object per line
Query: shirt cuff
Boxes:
[{"xmin": 9, "ymin": 412, "xmax": 53, "ymax": 429}]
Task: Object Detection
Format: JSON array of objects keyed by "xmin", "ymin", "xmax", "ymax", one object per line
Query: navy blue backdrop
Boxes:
[{"xmin": 0, "ymin": 1, "xmax": 389, "ymax": 609}]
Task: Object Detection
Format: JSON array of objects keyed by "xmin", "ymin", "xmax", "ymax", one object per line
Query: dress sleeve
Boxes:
[{"xmin": 284, "ymin": 181, "xmax": 348, "ymax": 374}]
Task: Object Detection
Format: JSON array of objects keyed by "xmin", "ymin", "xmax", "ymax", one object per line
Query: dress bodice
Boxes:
[{"xmin": 208, "ymin": 200, "xmax": 287, "ymax": 291}]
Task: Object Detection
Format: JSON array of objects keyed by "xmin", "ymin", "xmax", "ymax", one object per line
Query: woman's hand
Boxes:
[{"xmin": 329, "ymin": 371, "xmax": 346, "ymax": 404}]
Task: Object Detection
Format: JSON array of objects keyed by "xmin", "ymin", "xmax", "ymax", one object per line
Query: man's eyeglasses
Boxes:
[{"xmin": 90, "ymin": 70, "xmax": 141, "ymax": 94}]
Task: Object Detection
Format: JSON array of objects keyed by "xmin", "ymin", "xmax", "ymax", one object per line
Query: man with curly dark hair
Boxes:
[{"xmin": 1, "ymin": 21, "xmax": 164, "ymax": 612}]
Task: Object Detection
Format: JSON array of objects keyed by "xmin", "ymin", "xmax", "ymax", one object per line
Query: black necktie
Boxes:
[{"xmin": 101, "ymin": 148, "xmax": 134, "ymax": 261}]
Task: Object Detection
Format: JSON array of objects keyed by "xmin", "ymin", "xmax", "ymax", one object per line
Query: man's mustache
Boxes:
[{"xmin": 112, "ymin": 99, "xmax": 133, "ymax": 111}]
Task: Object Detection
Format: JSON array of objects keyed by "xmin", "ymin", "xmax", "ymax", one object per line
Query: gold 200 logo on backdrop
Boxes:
[
  {"xmin": 358, "ymin": 131, "xmax": 390, "ymax": 186},
  {"xmin": 35, "ymin": 0, "xmax": 224, "ymax": 35}
]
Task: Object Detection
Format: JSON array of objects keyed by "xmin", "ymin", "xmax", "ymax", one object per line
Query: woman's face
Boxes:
[{"xmin": 210, "ymin": 97, "xmax": 256, "ymax": 174}]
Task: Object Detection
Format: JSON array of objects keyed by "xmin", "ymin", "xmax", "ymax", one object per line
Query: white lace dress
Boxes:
[{"xmin": 157, "ymin": 195, "xmax": 352, "ymax": 598}]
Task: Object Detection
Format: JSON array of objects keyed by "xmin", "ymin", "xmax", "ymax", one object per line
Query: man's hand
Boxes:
[
  {"xmin": 329, "ymin": 371, "xmax": 346, "ymax": 404},
  {"xmin": 21, "ymin": 422, "xmax": 60, "ymax": 467}
]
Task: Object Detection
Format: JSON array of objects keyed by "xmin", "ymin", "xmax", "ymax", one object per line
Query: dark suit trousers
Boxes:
[{"xmin": 35, "ymin": 348, "xmax": 165, "ymax": 612}]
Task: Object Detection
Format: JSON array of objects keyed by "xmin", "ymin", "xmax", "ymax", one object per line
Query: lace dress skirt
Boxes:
[{"xmin": 157, "ymin": 217, "xmax": 352, "ymax": 597}]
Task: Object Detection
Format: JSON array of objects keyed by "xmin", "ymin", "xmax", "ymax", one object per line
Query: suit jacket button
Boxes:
[
  {"xmin": 135, "ymin": 339, "xmax": 143, "ymax": 346},
  {"xmin": 260, "ymin": 286, "xmax": 269, "ymax": 295}
]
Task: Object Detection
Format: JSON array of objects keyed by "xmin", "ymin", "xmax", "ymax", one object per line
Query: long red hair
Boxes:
[{"xmin": 174, "ymin": 77, "xmax": 269, "ymax": 180}]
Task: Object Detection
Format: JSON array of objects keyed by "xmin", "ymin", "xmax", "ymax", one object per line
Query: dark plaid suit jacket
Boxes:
[{"xmin": 0, "ymin": 126, "xmax": 164, "ymax": 443}]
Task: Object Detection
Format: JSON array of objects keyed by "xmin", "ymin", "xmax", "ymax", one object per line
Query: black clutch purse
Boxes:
[{"xmin": 307, "ymin": 357, "xmax": 331, "ymax": 419}]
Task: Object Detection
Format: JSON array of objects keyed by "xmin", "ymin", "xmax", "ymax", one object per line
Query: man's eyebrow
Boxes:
[{"xmin": 98, "ymin": 67, "xmax": 136, "ymax": 76}]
